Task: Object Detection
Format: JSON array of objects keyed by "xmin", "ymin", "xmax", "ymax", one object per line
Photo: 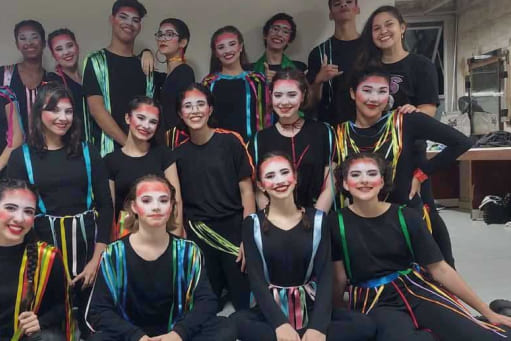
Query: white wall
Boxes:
[{"xmin": 0, "ymin": 0, "xmax": 393, "ymax": 79}]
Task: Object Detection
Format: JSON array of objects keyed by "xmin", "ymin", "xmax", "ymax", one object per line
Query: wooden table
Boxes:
[{"xmin": 428, "ymin": 147, "xmax": 511, "ymax": 219}]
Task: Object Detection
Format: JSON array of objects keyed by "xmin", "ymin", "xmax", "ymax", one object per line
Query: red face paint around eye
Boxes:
[
  {"xmin": 344, "ymin": 159, "xmax": 384, "ymax": 201},
  {"xmin": 0, "ymin": 189, "xmax": 36, "ymax": 246},
  {"xmin": 259, "ymin": 156, "xmax": 296, "ymax": 199}
]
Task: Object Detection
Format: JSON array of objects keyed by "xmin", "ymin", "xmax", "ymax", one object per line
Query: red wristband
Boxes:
[{"xmin": 413, "ymin": 169, "xmax": 428, "ymax": 183}]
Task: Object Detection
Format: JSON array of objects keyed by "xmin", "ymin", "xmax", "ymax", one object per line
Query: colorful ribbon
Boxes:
[
  {"xmin": 253, "ymin": 53, "xmax": 298, "ymax": 76},
  {"xmin": 0, "ymin": 85, "xmax": 24, "ymax": 146},
  {"xmin": 187, "ymin": 221, "xmax": 240, "ymax": 256}
]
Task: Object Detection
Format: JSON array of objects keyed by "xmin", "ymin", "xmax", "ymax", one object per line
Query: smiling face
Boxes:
[
  {"xmin": 258, "ymin": 156, "xmax": 297, "ymax": 200},
  {"xmin": 265, "ymin": 19, "xmax": 292, "ymax": 51},
  {"xmin": 156, "ymin": 23, "xmax": 183, "ymax": 58},
  {"xmin": 214, "ymin": 32, "xmax": 242, "ymax": 67},
  {"xmin": 49, "ymin": 34, "xmax": 79, "ymax": 69},
  {"xmin": 16, "ymin": 26, "xmax": 44, "ymax": 60},
  {"xmin": 372, "ymin": 11, "xmax": 406, "ymax": 51},
  {"xmin": 272, "ymin": 79, "xmax": 304, "ymax": 120},
  {"xmin": 132, "ymin": 181, "xmax": 173, "ymax": 229},
  {"xmin": 126, "ymin": 104, "xmax": 159, "ymax": 141},
  {"xmin": 330, "ymin": 0, "xmax": 360, "ymax": 22},
  {"xmin": 351, "ymin": 75, "xmax": 389, "ymax": 123},
  {"xmin": 343, "ymin": 158, "xmax": 384, "ymax": 202},
  {"xmin": 41, "ymin": 97, "xmax": 73, "ymax": 140},
  {"xmin": 0, "ymin": 189, "xmax": 36, "ymax": 246},
  {"xmin": 179, "ymin": 89, "xmax": 213, "ymax": 131},
  {"xmin": 110, "ymin": 6, "xmax": 142, "ymax": 43}
]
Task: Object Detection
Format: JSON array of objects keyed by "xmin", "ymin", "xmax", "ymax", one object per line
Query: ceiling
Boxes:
[{"xmin": 396, "ymin": 0, "xmax": 457, "ymax": 16}]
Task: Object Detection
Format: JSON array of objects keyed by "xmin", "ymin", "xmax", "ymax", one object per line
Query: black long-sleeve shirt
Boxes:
[
  {"xmin": 344, "ymin": 112, "xmax": 472, "ymax": 207},
  {"xmin": 242, "ymin": 208, "xmax": 332, "ymax": 333},
  {"xmin": 0, "ymin": 242, "xmax": 66, "ymax": 340},
  {"xmin": 88, "ymin": 234, "xmax": 217, "ymax": 341},
  {"xmin": 6, "ymin": 143, "xmax": 113, "ymax": 244}
]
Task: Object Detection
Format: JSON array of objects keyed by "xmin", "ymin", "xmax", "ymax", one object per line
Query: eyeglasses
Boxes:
[
  {"xmin": 154, "ymin": 31, "xmax": 180, "ymax": 41},
  {"xmin": 269, "ymin": 25, "xmax": 291, "ymax": 36}
]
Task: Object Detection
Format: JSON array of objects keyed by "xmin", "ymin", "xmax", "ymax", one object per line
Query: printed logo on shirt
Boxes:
[{"xmin": 390, "ymin": 75, "xmax": 403, "ymax": 95}]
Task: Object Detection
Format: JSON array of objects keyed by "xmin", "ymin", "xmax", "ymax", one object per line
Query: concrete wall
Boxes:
[{"xmin": 0, "ymin": 0, "xmax": 394, "ymax": 79}]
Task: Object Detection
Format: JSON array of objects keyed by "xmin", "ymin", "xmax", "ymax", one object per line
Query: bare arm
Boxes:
[
  {"xmin": 417, "ymin": 104, "xmax": 437, "ymax": 117},
  {"xmin": 314, "ymin": 164, "xmax": 337, "ymax": 213},
  {"xmin": 427, "ymin": 260, "xmax": 511, "ymax": 327},
  {"xmin": 0, "ymin": 103, "xmax": 23, "ymax": 171},
  {"xmin": 86, "ymin": 95, "xmax": 127, "ymax": 146},
  {"xmin": 165, "ymin": 163, "xmax": 184, "ymax": 237},
  {"xmin": 239, "ymin": 177, "xmax": 256, "ymax": 218},
  {"xmin": 332, "ymin": 260, "xmax": 348, "ymax": 308}
]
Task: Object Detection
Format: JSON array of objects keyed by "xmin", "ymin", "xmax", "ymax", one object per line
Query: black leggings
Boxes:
[
  {"xmin": 21, "ymin": 329, "xmax": 66, "ymax": 341},
  {"xmin": 232, "ymin": 307, "xmax": 377, "ymax": 340},
  {"xmin": 187, "ymin": 215, "xmax": 250, "ymax": 311},
  {"xmin": 370, "ymin": 300, "xmax": 509, "ymax": 340}
]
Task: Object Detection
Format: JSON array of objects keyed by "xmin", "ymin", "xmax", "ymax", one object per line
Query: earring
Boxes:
[{"xmin": 156, "ymin": 50, "xmax": 166, "ymax": 63}]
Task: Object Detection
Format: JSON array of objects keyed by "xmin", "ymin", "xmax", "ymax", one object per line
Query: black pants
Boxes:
[
  {"xmin": 87, "ymin": 316, "xmax": 236, "ymax": 341},
  {"xmin": 370, "ymin": 300, "xmax": 509, "ymax": 340},
  {"xmin": 187, "ymin": 215, "xmax": 250, "ymax": 311},
  {"xmin": 232, "ymin": 307, "xmax": 376, "ymax": 340},
  {"xmin": 20, "ymin": 329, "xmax": 66, "ymax": 341}
]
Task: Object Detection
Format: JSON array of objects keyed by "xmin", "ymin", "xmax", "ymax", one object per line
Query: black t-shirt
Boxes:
[
  {"xmin": 6, "ymin": 144, "xmax": 113, "ymax": 244},
  {"xmin": 340, "ymin": 112, "xmax": 472, "ymax": 207},
  {"xmin": 47, "ymin": 71, "xmax": 84, "ymax": 122},
  {"xmin": 383, "ymin": 53, "xmax": 439, "ymax": 109},
  {"xmin": 0, "ymin": 242, "xmax": 66, "ymax": 340},
  {"xmin": 88, "ymin": 234, "xmax": 217, "ymax": 340},
  {"xmin": 174, "ymin": 130, "xmax": 253, "ymax": 221},
  {"xmin": 82, "ymin": 49, "xmax": 147, "ymax": 148},
  {"xmin": 154, "ymin": 64, "xmax": 195, "ymax": 130},
  {"xmin": 0, "ymin": 64, "xmax": 48, "ymax": 133},
  {"xmin": 203, "ymin": 72, "xmax": 267, "ymax": 141},
  {"xmin": 250, "ymin": 120, "xmax": 335, "ymax": 208},
  {"xmin": 242, "ymin": 208, "xmax": 332, "ymax": 332},
  {"xmin": 0, "ymin": 96, "xmax": 10, "ymax": 154},
  {"xmin": 330, "ymin": 205, "xmax": 443, "ymax": 284},
  {"xmin": 105, "ymin": 145, "xmax": 176, "ymax": 218},
  {"xmin": 249, "ymin": 60, "xmax": 307, "ymax": 73},
  {"xmin": 307, "ymin": 37, "xmax": 362, "ymax": 124}
]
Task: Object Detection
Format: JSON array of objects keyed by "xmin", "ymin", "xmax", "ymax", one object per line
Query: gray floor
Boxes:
[{"xmin": 442, "ymin": 209, "xmax": 511, "ymax": 305}]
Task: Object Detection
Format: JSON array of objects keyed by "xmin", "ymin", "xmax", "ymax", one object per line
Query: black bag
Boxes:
[{"xmin": 479, "ymin": 195, "xmax": 511, "ymax": 224}]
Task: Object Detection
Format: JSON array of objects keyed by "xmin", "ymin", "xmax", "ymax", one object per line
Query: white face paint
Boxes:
[{"xmin": 271, "ymin": 80, "xmax": 304, "ymax": 120}]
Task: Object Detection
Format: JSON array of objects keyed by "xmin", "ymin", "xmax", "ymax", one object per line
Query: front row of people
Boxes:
[{"xmin": 2, "ymin": 152, "xmax": 511, "ymax": 340}]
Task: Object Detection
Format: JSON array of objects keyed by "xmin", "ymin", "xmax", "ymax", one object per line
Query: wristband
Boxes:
[{"xmin": 413, "ymin": 168, "xmax": 428, "ymax": 183}]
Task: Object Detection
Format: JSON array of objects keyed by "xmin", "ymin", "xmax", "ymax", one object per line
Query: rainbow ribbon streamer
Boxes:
[
  {"xmin": 187, "ymin": 221, "xmax": 240, "ymax": 256},
  {"xmin": 0, "ymin": 86, "xmax": 24, "ymax": 146}
]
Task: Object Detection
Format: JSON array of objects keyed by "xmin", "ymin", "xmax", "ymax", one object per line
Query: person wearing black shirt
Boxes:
[
  {"xmin": 331, "ymin": 153, "xmax": 511, "ymax": 339},
  {"xmin": 82, "ymin": 0, "xmax": 152, "ymax": 156},
  {"xmin": 251, "ymin": 70, "xmax": 336, "ymax": 213},
  {"xmin": 251, "ymin": 13, "xmax": 307, "ymax": 83},
  {"xmin": 203, "ymin": 26, "xmax": 269, "ymax": 142},
  {"xmin": 1, "ymin": 20, "xmax": 48, "ymax": 134},
  {"xmin": 104, "ymin": 96, "xmax": 182, "ymax": 239},
  {"xmin": 0, "ymin": 88, "xmax": 23, "ymax": 174},
  {"xmin": 335, "ymin": 68, "xmax": 471, "ymax": 263},
  {"xmin": 87, "ymin": 175, "xmax": 236, "ymax": 341},
  {"xmin": 307, "ymin": 0, "xmax": 362, "ymax": 124},
  {"xmin": 174, "ymin": 83, "xmax": 255, "ymax": 311},
  {"xmin": 232, "ymin": 152, "xmax": 375, "ymax": 341},
  {"xmin": 6, "ymin": 83, "xmax": 113, "ymax": 337},
  {"xmin": 357, "ymin": 5, "xmax": 455, "ymax": 266},
  {"xmin": 47, "ymin": 28, "xmax": 84, "ymax": 122},
  {"xmin": 0, "ymin": 178, "xmax": 72, "ymax": 341}
]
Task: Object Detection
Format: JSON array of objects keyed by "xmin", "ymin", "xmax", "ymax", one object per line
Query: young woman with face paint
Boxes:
[
  {"xmin": 250, "ymin": 69, "xmax": 336, "ymax": 213},
  {"xmin": 334, "ymin": 68, "xmax": 471, "ymax": 265},
  {"xmin": 1, "ymin": 20, "xmax": 49, "ymax": 134},
  {"xmin": 6, "ymin": 82, "xmax": 113, "ymax": 337},
  {"xmin": 202, "ymin": 26, "xmax": 269, "ymax": 142},
  {"xmin": 0, "ymin": 178, "xmax": 73, "ymax": 341},
  {"xmin": 47, "ymin": 28, "xmax": 84, "ymax": 121},
  {"xmin": 231, "ymin": 152, "xmax": 376, "ymax": 341},
  {"xmin": 173, "ymin": 83, "xmax": 255, "ymax": 311},
  {"xmin": 87, "ymin": 175, "xmax": 236, "ymax": 341},
  {"xmin": 357, "ymin": 5, "xmax": 452, "ymax": 265},
  {"xmin": 104, "ymin": 96, "xmax": 183, "ymax": 239},
  {"xmin": 330, "ymin": 153, "xmax": 511, "ymax": 340},
  {"xmin": 251, "ymin": 13, "xmax": 307, "ymax": 83}
]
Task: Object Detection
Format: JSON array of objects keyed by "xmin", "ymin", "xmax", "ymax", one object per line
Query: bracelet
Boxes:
[{"xmin": 413, "ymin": 168, "xmax": 428, "ymax": 183}]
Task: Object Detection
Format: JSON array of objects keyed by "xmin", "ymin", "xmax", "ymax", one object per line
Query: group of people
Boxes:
[{"xmin": 1, "ymin": 0, "xmax": 511, "ymax": 340}]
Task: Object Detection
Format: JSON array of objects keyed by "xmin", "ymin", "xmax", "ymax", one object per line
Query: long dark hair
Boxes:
[
  {"xmin": 209, "ymin": 26, "xmax": 249, "ymax": 74},
  {"xmin": 355, "ymin": 6, "xmax": 407, "ymax": 72},
  {"xmin": 123, "ymin": 175, "xmax": 177, "ymax": 232},
  {"xmin": 257, "ymin": 151, "xmax": 310, "ymax": 232},
  {"xmin": 0, "ymin": 178, "xmax": 39, "ymax": 311},
  {"xmin": 28, "ymin": 82, "xmax": 82, "ymax": 157}
]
